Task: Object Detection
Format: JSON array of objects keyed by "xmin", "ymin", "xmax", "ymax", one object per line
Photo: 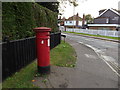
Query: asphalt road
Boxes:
[
  {"xmin": 63, "ymin": 33, "xmax": 119, "ymax": 77},
  {"xmin": 66, "ymin": 37, "xmax": 118, "ymax": 88}
]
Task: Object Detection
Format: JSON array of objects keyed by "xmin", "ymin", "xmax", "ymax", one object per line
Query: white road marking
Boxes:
[
  {"xmin": 78, "ymin": 41, "xmax": 120, "ymax": 77},
  {"xmin": 84, "ymin": 54, "xmax": 97, "ymax": 59},
  {"xmin": 79, "ymin": 42, "xmax": 84, "ymax": 44}
]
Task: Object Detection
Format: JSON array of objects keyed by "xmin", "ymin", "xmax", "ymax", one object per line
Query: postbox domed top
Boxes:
[{"xmin": 33, "ymin": 27, "xmax": 51, "ymax": 32}]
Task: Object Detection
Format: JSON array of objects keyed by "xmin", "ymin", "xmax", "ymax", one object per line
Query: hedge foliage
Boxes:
[{"xmin": 2, "ymin": 2, "xmax": 58, "ymax": 40}]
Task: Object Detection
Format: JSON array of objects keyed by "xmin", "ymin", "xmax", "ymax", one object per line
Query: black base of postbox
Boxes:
[{"xmin": 38, "ymin": 66, "xmax": 50, "ymax": 74}]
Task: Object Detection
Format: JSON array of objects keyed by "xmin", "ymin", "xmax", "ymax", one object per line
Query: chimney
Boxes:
[
  {"xmin": 59, "ymin": 16, "xmax": 61, "ymax": 20},
  {"xmin": 76, "ymin": 13, "xmax": 79, "ymax": 26},
  {"xmin": 82, "ymin": 14, "xmax": 85, "ymax": 27},
  {"xmin": 60, "ymin": 17, "xmax": 65, "ymax": 26},
  {"xmin": 99, "ymin": 9, "xmax": 106, "ymax": 15},
  {"xmin": 62, "ymin": 17, "xmax": 66, "ymax": 21}
]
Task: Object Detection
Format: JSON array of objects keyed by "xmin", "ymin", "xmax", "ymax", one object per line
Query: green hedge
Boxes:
[{"xmin": 2, "ymin": 2, "xmax": 58, "ymax": 40}]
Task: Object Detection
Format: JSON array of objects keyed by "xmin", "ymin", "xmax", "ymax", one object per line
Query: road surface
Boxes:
[{"xmin": 63, "ymin": 33, "xmax": 119, "ymax": 77}]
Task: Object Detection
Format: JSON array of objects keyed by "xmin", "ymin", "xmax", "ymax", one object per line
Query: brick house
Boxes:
[
  {"xmin": 64, "ymin": 13, "xmax": 86, "ymax": 28},
  {"xmin": 88, "ymin": 8, "xmax": 120, "ymax": 30}
]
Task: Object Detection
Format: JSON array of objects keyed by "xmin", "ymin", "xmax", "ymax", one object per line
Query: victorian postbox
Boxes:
[{"xmin": 33, "ymin": 27, "xmax": 51, "ymax": 74}]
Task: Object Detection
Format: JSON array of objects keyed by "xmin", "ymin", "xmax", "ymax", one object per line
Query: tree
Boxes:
[
  {"xmin": 58, "ymin": 0, "xmax": 79, "ymax": 15},
  {"xmin": 69, "ymin": 0, "xmax": 78, "ymax": 7},
  {"xmin": 85, "ymin": 14, "xmax": 94, "ymax": 24},
  {"xmin": 37, "ymin": 2, "xmax": 59, "ymax": 13}
]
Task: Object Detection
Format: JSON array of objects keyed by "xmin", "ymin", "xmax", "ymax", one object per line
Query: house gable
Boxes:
[
  {"xmin": 88, "ymin": 8, "xmax": 120, "ymax": 30},
  {"xmin": 95, "ymin": 9, "xmax": 120, "ymax": 24},
  {"xmin": 98, "ymin": 8, "xmax": 120, "ymax": 17}
]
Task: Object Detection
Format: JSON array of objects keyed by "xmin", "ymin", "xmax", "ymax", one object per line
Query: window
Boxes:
[
  {"xmin": 106, "ymin": 18, "xmax": 109, "ymax": 23},
  {"xmin": 112, "ymin": 17, "xmax": 119, "ymax": 21}
]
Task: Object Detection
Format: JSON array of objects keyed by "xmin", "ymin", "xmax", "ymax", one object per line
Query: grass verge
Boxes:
[
  {"xmin": 50, "ymin": 41, "xmax": 77, "ymax": 67},
  {"xmin": 2, "ymin": 40, "xmax": 76, "ymax": 88},
  {"xmin": 65, "ymin": 31, "xmax": 120, "ymax": 40},
  {"xmin": 2, "ymin": 61, "xmax": 39, "ymax": 88}
]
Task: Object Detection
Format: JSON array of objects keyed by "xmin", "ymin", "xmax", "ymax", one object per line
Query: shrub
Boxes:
[{"xmin": 2, "ymin": 2, "xmax": 58, "ymax": 41}]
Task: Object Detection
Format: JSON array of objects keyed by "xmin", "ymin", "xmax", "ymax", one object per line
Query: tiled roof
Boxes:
[{"xmin": 66, "ymin": 14, "xmax": 82, "ymax": 21}]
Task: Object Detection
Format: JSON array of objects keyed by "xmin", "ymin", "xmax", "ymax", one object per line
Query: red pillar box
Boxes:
[{"xmin": 33, "ymin": 27, "xmax": 51, "ymax": 74}]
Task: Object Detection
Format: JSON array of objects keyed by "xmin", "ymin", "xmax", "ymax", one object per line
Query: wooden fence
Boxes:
[
  {"xmin": 63, "ymin": 27, "xmax": 120, "ymax": 37},
  {"xmin": 2, "ymin": 32, "xmax": 61, "ymax": 81}
]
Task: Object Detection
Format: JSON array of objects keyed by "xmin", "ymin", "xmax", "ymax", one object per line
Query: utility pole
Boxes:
[
  {"xmin": 72, "ymin": 5, "xmax": 75, "ymax": 32},
  {"xmin": 70, "ymin": 0, "xmax": 78, "ymax": 32}
]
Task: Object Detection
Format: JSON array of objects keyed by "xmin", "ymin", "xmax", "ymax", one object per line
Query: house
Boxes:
[
  {"xmin": 58, "ymin": 17, "xmax": 66, "ymax": 26},
  {"xmin": 64, "ymin": 13, "xmax": 86, "ymax": 28},
  {"xmin": 88, "ymin": 8, "xmax": 120, "ymax": 30}
]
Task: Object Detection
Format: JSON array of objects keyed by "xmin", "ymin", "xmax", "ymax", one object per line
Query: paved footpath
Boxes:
[{"xmin": 33, "ymin": 38, "xmax": 118, "ymax": 88}]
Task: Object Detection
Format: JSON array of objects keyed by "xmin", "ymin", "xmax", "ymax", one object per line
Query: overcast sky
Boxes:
[{"xmin": 61, "ymin": 0, "xmax": 120, "ymax": 19}]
